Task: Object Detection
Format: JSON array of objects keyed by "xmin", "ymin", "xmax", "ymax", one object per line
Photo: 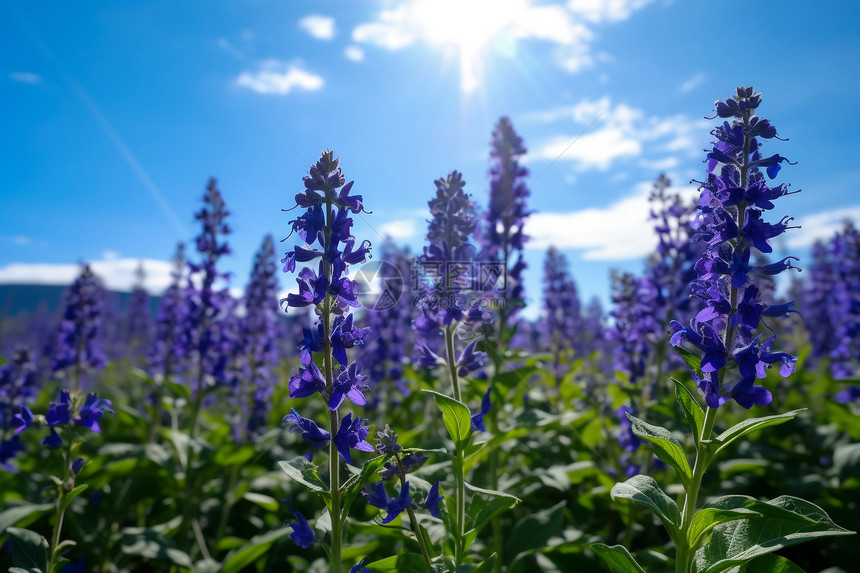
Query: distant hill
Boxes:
[{"xmin": 0, "ymin": 284, "xmax": 159, "ymax": 317}]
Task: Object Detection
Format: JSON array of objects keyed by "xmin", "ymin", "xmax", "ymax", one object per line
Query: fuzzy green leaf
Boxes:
[
  {"xmin": 424, "ymin": 390, "xmax": 472, "ymax": 449},
  {"xmin": 278, "ymin": 457, "xmax": 328, "ymax": 495},
  {"xmin": 611, "ymin": 475, "xmax": 681, "ymax": 540},
  {"xmin": 713, "ymin": 410, "xmax": 806, "ymax": 457},
  {"xmin": 626, "ymin": 414, "xmax": 692, "ymax": 486},
  {"xmin": 589, "ymin": 543, "xmax": 646, "ymax": 573}
]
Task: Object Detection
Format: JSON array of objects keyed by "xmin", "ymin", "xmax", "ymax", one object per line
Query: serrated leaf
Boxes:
[
  {"xmin": 424, "ymin": 390, "xmax": 472, "ymax": 449},
  {"xmin": 611, "ymin": 475, "xmax": 681, "ymax": 540},
  {"xmin": 626, "ymin": 414, "xmax": 692, "ymax": 487},
  {"xmin": 673, "ymin": 378, "xmax": 705, "ymax": 442},
  {"xmin": 221, "ymin": 528, "xmax": 292, "ymax": 573},
  {"xmin": 713, "ymin": 410, "xmax": 805, "ymax": 457},
  {"xmin": 589, "ymin": 543, "xmax": 646, "ymax": 573},
  {"xmin": 693, "ymin": 495, "xmax": 854, "ymax": 573},
  {"xmin": 278, "ymin": 457, "xmax": 328, "ymax": 494},
  {"xmin": 8, "ymin": 527, "xmax": 49, "ymax": 572},
  {"xmin": 0, "ymin": 504, "xmax": 54, "ymax": 535}
]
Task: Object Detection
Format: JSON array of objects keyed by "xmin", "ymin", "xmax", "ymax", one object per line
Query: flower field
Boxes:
[{"xmin": 1, "ymin": 87, "xmax": 858, "ymax": 573}]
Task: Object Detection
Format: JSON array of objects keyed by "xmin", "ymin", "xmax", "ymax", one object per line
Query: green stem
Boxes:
[
  {"xmin": 46, "ymin": 427, "xmax": 74, "ymax": 573},
  {"xmin": 214, "ymin": 464, "xmax": 240, "ymax": 543},
  {"xmin": 321, "ymin": 195, "xmax": 344, "ymax": 573},
  {"xmin": 676, "ymin": 406, "xmax": 717, "ymax": 573},
  {"xmin": 394, "ymin": 453, "xmax": 433, "ymax": 571},
  {"xmin": 444, "ymin": 325, "xmax": 467, "ymax": 565}
]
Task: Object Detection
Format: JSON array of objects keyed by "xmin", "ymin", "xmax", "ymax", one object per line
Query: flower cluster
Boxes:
[
  {"xmin": 480, "ymin": 116, "xmax": 530, "ymax": 318},
  {"xmin": 239, "ymin": 235, "xmax": 280, "ymax": 436},
  {"xmin": 280, "ymin": 151, "xmax": 374, "ymax": 463},
  {"xmin": 539, "ymin": 246, "xmax": 584, "ymax": 378},
  {"xmin": 671, "ymin": 87, "xmax": 799, "ymax": 409},
  {"xmin": 414, "ymin": 171, "xmax": 489, "ymax": 334},
  {"xmin": 1, "ymin": 346, "xmax": 37, "ymax": 468},
  {"xmin": 150, "ymin": 243, "xmax": 190, "ymax": 379},
  {"xmin": 15, "ymin": 389, "xmax": 114, "ymax": 451},
  {"xmin": 184, "ymin": 179, "xmax": 236, "ymax": 392},
  {"xmin": 50, "ymin": 264, "xmax": 106, "ymax": 382},
  {"xmin": 125, "ymin": 262, "xmax": 153, "ymax": 360},
  {"xmin": 608, "ymin": 271, "xmax": 661, "ymax": 386}
]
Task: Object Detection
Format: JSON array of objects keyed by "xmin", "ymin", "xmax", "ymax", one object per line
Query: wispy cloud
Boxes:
[
  {"xmin": 0, "ymin": 257, "xmax": 175, "ymax": 294},
  {"xmin": 786, "ymin": 206, "xmax": 860, "ymax": 248},
  {"xmin": 680, "ymin": 72, "xmax": 706, "ymax": 93},
  {"xmin": 299, "ymin": 15, "xmax": 336, "ymax": 40},
  {"xmin": 379, "ymin": 219, "xmax": 418, "ymax": 240},
  {"xmin": 528, "ymin": 97, "xmax": 708, "ymax": 171},
  {"xmin": 344, "ymin": 45, "xmax": 365, "ymax": 62},
  {"xmin": 351, "ymin": 0, "xmax": 658, "ymax": 91},
  {"xmin": 236, "ymin": 60, "xmax": 324, "ymax": 95},
  {"xmin": 10, "ymin": 71, "xmax": 41, "ymax": 84},
  {"xmin": 525, "ymin": 179, "xmax": 697, "ymax": 260}
]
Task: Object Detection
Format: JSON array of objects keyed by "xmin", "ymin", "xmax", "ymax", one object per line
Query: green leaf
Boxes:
[
  {"xmin": 221, "ymin": 528, "xmax": 292, "ymax": 573},
  {"xmin": 737, "ymin": 554, "xmax": 805, "ymax": 572},
  {"xmin": 505, "ymin": 501, "xmax": 566, "ymax": 559},
  {"xmin": 165, "ymin": 379, "xmax": 191, "ymax": 401},
  {"xmin": 364, "ymin": 552, "xmax": 429, "ymax": 572},
  {"xmin": 340, "ymin": 455, "xmax": 390, "ymax": 521},
  {"xmin": 119, "ymin": 529, "xmax": 193, "ymax": 568},
  {"xmin": 673, "ymin": 345, "xmax": 703, "ymax": 378},
  {"xmin": 59, "ymin": 484, "xmax": 88, "ymax": 514},
  {"xmin": 610, "ymin": 475, "xmax": 681, "ymax": 541},
  {"xmin": 8, "ymin": 527, "xmax": 49, "ymax": 572},
  {"xmin": 278, "ymin": 457, "xmax": 328, "ymax": 495},
  {"xmin": 0, "ymin": 504, "xmax": 54, "ymax": 535},
  {"xmin": 473, "ymin": 554, "xmax": 498, "ymax": 573},
  {"xmin": 626, "ymin": 414, "xmax": 692, "ymax": 486},
  {"xmin": 687, "ymin": 507, "xmax": 760, "ymax": 551},
  {"xmin": 672, "ymin": 378, "xmax": 704, "ymax": 442},
  {"xmin": 693, "ymin": 495, "xmax": 854, "ymax": 573},
  {"xmin": 242, "ymin": 492, "xmax": 280, "ymax": 512},
  {"xmin": 463, "ymin": 483, "xmax": 520, "ymax": 552},
  {"xmin": 589, "ymin": 543, "xmax": 646, "ymax": 573},
  {"xmin": 423, "ymin": 390, "xmax": 472, "ymax": 449},
  {"xmin": 214, "ymin": 444, "xmax": 256, "ymax": 466},
  {"xmin": 713, "ymin": 410, "xmax": 805, "ymax": 457}
]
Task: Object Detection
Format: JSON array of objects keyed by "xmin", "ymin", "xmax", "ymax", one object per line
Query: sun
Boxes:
[{"xmin": 411, "ymin": 0, "xmax": 526, "ymax": 93}]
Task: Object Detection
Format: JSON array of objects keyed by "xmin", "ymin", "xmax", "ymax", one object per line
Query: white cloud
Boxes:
[
  {"xmin": 680, "ymin": 72, "xmax": 706, "ymax": 93},
  {"xmin": 10, "ymin": 72, "xmax": 41, "ymax": 84},
  {"xmin": 528, "ymin": 97, "xmax": 708, "ymax": 172},
  {"xmin": 236, "ymin": 60, "xmax": 324, "ymax": 95},
  {"xmin": 299, "ymin": 15, "xmax": 336, "ymax": 40},
  {"xmin": 786, "ymin": 206, "xmax": 860, "ymax": 248},
  {"xmin": 0, "ymin": 258, "xmax": 176, "ymax": 294},
  {"xmin": 351, "ymin": 0, "xmax": 657, "ymax": 91},
  {"xmin": 525, "ymin": 180, "xmax": 698, "ymax": 260},
  {"xmin": 567, "ymin": 0, "xmax": 656, "ymax": 23},
  {"xmin": 344, "ymin": 45, "xmax": 365, "ymax": 62},
  {"xmin": 378, "ymin": 219, "xmax": 419, "ymax": 240}
]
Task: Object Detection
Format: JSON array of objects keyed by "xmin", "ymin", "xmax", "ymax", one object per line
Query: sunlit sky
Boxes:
[{"xmin": 3, "ymin": 0, "xmax": 860, "ymax": 316}]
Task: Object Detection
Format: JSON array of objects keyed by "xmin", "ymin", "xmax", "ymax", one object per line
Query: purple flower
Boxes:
[
  {"xmin": 72, "ymin": 457, "xmax": 85, "ymax": 476},
  {"xmin": 74, "ymin": 393, "xmax": 114, "ymax": 432},
  {"xmin": 286, "ymin": 505, "xmax": 315, "ymax": 548},
  {"xmin": 333, "ymin": 412, "xmax": 374, "ymax": 464},
  {"xmin": 50, "ymin": 264, "xmax": 107, "ymax": 376},
  {"xmin": 364, "ymin": 481, "xmax": 411, "ymax": 524},
  {"xmin": 616, "ymin": 406, "xmax": 641, "ymax": 453},
  {"xmin": 457, "ymin": 341, "xmax": 487, "ymax": 377},
  {"xmin": 422, "ymin": 481, "xmax": 444, "ymax": 518},
  {"xmin": 471, "ymin": 386, "xmax": 493, "ymax": 432},
  {"xmin": 282, "ymin": 408, "xmax": 331, "ymax": 450},
  {"xmin": 329, "ymin": 362, "xmax": 370, "ymax": 410},
  {"xmin": 46, "ymin": 390, "xmax": 73, "ymax": 426},
  {"xmin": 288, "ymin": 362, "xmax": 326, "ymax": 399},
  {"xmin": 673, "ymin": 87, "xmax": 799, "ymax": 408},
  {"xmin": 349, "ymin": 559, "xmax": 371, "ymax": 573}
]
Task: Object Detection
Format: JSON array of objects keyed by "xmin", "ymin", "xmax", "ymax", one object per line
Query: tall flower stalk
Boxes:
[
  {"xmin": 594, "ymin": 87, "xmax": 853, "ymax": 573},
  {"xmin": 279, "ymin": 151, "xmax": 377, "ymax": 572}
]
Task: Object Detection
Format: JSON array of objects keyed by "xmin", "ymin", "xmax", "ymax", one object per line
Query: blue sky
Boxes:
[{"xmin": 3, "ymin": 0, "xmax": 860, "ymax": 316}]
